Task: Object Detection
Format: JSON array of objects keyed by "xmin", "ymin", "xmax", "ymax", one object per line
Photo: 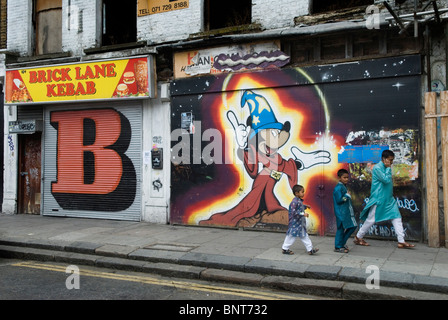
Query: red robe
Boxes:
[{"xmin": 199, "ymin": 145, "xmax": 298, "ymax": 227}]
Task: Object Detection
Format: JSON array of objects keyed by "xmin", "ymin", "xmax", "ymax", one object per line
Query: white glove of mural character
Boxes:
[
  {"xmin": 291, "ymin": 146, "xmax": 331, "ymax": 170},
  {"xmin": 227, "ymin": 110, "xmax": 250, "ymax": 149}
]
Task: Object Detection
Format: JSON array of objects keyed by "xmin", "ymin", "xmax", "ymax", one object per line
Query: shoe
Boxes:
[
  {"xmin": 397, "ymin": 242, "xmax": 415, "ymax": 249},
  {"xmin": 282, "ymin": 249, "xmax": 294, "ymax": 255},
  {"xmin": 353, "ymin": 236, "xmax": 370, "ymax": 246},
  {"xmin": 308, "ymin": 248, "xmax": 319, "ymax": 255}
]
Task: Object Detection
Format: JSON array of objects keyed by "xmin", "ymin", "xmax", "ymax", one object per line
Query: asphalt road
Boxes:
[{"xmin": 0, "ymin": 258, "xmax": 327, "ymax": 302}]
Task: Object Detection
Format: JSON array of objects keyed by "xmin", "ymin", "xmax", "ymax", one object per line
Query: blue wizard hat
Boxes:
[{"xmin": 241, "ymin": 90, "xmax": 284, "ymax": 140}]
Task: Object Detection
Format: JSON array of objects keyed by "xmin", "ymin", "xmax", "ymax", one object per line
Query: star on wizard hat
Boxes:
[{"xmin": 241, "ymin": 90, "xmax": 284, "ymax": 140}]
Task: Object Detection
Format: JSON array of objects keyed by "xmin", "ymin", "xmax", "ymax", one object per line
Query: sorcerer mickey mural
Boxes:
[
  {"xmin": 170, "ymin": 56, "xmax": 422, "ymax": 239},
  {"xmin": 199, "ymin": 90, "xmax": 330, "ymax": 227}
]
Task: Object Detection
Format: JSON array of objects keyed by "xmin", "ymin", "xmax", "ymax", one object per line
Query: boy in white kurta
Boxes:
[{"xmin": 281, "ymin": 185, "xmax": 319, "ymax": 255}]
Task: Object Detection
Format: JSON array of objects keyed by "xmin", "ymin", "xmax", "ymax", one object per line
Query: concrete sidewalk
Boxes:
[{"xmin": 1, "ymin": 213, "xmax": 448, "ymax": 300}]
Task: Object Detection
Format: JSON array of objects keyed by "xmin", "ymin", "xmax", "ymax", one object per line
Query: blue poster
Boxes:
[
  {"xmin": 338, "ymin": 145, "xmax": 389, "ymax": 163},
  {"xmin": 362, "ymin": 145, "xmax": 389, "ymax": 163},
  {"xmin": 338, "ymin": 145, "xmax": 363, "ymax": 163}
]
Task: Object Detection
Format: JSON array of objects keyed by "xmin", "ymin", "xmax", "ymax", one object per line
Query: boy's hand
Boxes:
[
  {"xmin": 304, "ymin": 213, "xmax": 309, "ymax": 217},
  {"xmin": 383, "ymin": 158, "xmax": 392, "ymax": 167}
]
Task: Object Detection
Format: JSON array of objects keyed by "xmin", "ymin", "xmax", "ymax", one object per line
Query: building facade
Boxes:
[{"xmin": 1, "ymin": 0, "xmax": 447, "ymax": 244}]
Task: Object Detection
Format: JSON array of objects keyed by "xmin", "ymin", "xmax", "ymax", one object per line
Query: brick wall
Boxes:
[
  {"xmin": 137, "ymin": 0, "xmax": 310, "ymax": 44},
  {"xmin": 7, "ymin": 1, "xmax": 448, "ymax": 57},
  {"xmin": 137, "ymin": 0, "xmax": 203, "ymax": 44},
  {"xmin": 6, "ymin": 0, "xmax": 32, "ymax": 55},
  {"xmin": 252, "ymin": 0, "xmax": 309, "ymax": 29},
  {"xmin": 62, "ymin": 0, "xmax": 98, "ymax": 56},
  {"xmin": 5, "ymin": 0, "xmax": 317, "ymax": 56}
]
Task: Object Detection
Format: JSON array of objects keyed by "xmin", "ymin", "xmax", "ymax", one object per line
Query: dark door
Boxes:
[{"xmin": 18, "ymin": 133, "xmax": 42, "ymax": 214}]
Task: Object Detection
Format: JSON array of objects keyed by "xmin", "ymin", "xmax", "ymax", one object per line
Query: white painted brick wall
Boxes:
[
  {"xmin": 62, "ymin": 0, "xmax": 98, "ymax": 56},
  {"xmin": 7, "ymin": 0, "xmax": 33, "ymax": 55},
  {"xmin": 9, "ymin": 0, "xmax": 448, "ymax": 56},
  {"xmin": 137, "ymin": 0, "xmax": 203, "ymax": 44},
  {"xmin": 139, "ymin": 0, "xmax": 311, "ymax": 44},
  {"xmin": 6, "ymin": 0, "xmax": 315, "ymax": 55},
  {"xmin": 252, "ymin": 0, "xmax": 309, "ymax": 29}
]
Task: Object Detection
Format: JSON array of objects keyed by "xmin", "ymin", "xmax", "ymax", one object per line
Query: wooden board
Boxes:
[
  {"xmin": 440, "ymin": 91, "xmax": 448, "ymax": 247},
  {"xmin": 424, "ymin": 92, "xmax": 439, "ymax": 247}
]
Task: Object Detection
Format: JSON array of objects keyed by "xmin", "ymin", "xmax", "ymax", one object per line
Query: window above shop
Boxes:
[
  {"xmin": 102, "ymin": 0, "xmax": 137, "ymax": 46},
  {"xmin": 204, "ymin": 0, "xmax": 252, "ymax": 31},
  {"xmin": 33, "ymin": 0, "xmax": 62, "ymax": 55},
  {"xmin": 0, "ymin": 0, "xmax": 6, "ymax": 49},
  {"xmin": 288, "ymin": 29, "xmax": 422, "ymax": 67},
  {"xmin": 312, "ymin": 0, "xmax": 373, "ymax": 14}
]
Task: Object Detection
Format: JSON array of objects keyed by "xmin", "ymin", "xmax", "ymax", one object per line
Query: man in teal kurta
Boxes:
[{"xmin": 354, "ymin": 150, "xmax": 415, "ymax": 248}]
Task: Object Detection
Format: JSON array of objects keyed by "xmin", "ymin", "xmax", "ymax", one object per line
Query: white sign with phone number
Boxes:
[{"xmin": 138, "ymin": 0, "xmax": 189, "ymax": 16}]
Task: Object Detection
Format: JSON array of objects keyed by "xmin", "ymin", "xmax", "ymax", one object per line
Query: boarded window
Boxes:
[
  {"xmin": 34, "ymin": 0, "xmax": 62, "ymax": 55},
  {"xmin": 204, "ymin": 0, "xmax": 251, "ymax": 31},
  {"xmin": 312, "ymin": 0, "xmax": 372, "ymax": 14},
  {"xmin": 102, "ymin": 0, "xmax": 137, "ymax": 46},
  {"xmin": 1, "ymin": 0, "xmax": 7, "ymax": 49}
]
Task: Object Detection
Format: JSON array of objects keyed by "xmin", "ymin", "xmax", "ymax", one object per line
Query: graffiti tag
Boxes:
[
  {"xmin": 395, "ymin": 197, "xmax": 419, "ymax": 212},
  {"xmin": 364, "ymin": 197, "xmax": 419, "ymax": 213},
  {"xmin": 8, "ymin": 135, "xmax": 14, "ymax": 151}
]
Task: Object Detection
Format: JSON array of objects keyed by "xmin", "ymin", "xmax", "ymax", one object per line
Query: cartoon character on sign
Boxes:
[{"xmin": 199, "ymin": 90, "xmax": 331, "ymax": 228}]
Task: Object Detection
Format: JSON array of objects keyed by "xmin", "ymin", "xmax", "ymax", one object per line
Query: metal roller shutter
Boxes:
[
  {"xmin": 17, "ymin": 105, "xmax": 43, "ymax": 121},
  {"xmin": 43, "ymin": 101, "xmax": 142, "ymax": 221}
]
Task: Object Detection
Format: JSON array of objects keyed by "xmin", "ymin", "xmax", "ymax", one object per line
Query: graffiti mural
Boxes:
[
  {"xmin": 170, "ymin": 55, "xmax": 422, "ymax": 240},
  {"xmin": 198, "ymin": 89, "xmax": 330, "ymax": 228},
  {"xmin": 50, "ymin": 108, "xmax": 136, "ymax": 211},
  {"xmin": 43, "ymin": 105, "xmax": 141, "ymax": 221}
]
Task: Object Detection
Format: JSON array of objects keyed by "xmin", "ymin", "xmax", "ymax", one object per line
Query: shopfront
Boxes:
[
  {"xmin": 170, "ymin": 52, "xmax": 422, "ymax": 241},
  {"xmin": 4, "ymin": 56, "xmax": 155, "ymax": 221}
]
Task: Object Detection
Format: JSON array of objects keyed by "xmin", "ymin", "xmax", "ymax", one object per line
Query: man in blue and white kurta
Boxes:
[
  {"xmin": 333, "ymin": 169, "xmax": 357, "ymax": 252},
  {"xmin": 354, "ymin": 150, "xmax": 415, "ymax": 248}
]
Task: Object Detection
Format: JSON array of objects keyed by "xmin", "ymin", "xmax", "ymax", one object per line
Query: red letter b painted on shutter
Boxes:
[{"xmin": 50, "ymin": 109, "xmax": 136, "ymax": 211}]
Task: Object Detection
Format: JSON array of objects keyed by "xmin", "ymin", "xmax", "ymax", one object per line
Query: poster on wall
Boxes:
[
  {"xmin": 4, "ymin": 56, "xmax": 155, "ymax": 105},
  {"xmin": 173, "ymin": 41, "xmax": 288, "ymax": 78},
  {"xmin": 170, "ymin": 55, "xmax": 422, "ymax": 240}
]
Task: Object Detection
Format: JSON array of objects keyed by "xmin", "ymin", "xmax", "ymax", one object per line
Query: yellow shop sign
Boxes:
[{"xmin": 4, "ymin": 56, "xmax": 154, "ymax": 105}]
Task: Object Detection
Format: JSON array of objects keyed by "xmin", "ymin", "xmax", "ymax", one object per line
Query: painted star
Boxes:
[
  {"xmin": 392, "ymin": 82, "xmax": 405, "ymax": 91},
  {"xmin": 252, "ymin": 115, "xmax": 260, "ymax": 126}
]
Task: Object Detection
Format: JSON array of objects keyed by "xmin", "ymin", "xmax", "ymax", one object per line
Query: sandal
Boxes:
[
  {"xmin": 397, "ymin": 242, "xmax": 415, "ymax": 249},
  {"xmin": 282, "ymin": 249, "xmax": 294, "ymax": 255},
  {"xmin": 334, "ymin": 247, "xmax": 349, "ymax": 253},
  {"xmin": 353, "ymin": 236, "xmax": 370, "ymax": 246},
  {"xmin": 308, "ymin": 248, "xmax": 319, "ymax": 255}
]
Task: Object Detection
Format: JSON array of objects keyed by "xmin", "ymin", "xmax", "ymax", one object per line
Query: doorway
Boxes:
[{"xmin": 18, "ymin": 133, "xmax": 42, "ymax": 214}]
